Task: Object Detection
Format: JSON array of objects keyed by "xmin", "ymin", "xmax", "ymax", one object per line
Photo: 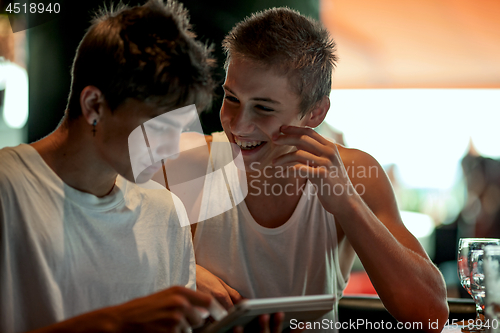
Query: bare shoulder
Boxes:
[
  {"xmin": 335, "ymin": 143, "xmax": 376, "ymax": 164},
  {"xmin": 334, "ymin": 146, "xmax": 429, "ymax": 261},
  {"xmin": 335, "ymin": 144, "xmax": 398, "ymax": 216},
  {"xmin": 335, "ymin": 144, "xmax": 383, "ymax": 185}
]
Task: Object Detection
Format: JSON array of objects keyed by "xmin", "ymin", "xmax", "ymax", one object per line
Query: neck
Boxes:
[{"xmin": 30, "ymin": 116, "xmax": 118, "ymax": 197}]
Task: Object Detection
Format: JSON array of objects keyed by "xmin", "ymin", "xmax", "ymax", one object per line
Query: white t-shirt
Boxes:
[
  {"xmin": 193, "ymin": 132, "xmax": 348, "ymax": 332},
  {"xmin": 0, "ymin": 144, "xmax": 195, "ymax": 333}
]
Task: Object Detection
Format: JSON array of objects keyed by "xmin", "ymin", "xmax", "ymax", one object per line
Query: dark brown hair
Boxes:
[
  {"xmin": 66, "ymin": 0, "xmax": 214, "ymax": 119},
  {"xmin": 223, "ymin": 7, "xmax": 336, "ymax": 116}
]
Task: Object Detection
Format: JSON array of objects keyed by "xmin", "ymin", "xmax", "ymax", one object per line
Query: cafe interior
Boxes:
[{"xmin": 1, "ymin": 0, "xmax": 500, "ymax": 330}]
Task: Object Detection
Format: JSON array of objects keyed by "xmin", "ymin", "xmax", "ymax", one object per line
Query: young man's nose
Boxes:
[{"xmin": 229, "ymin": 108, "xmax": 254, "ymax": 136}]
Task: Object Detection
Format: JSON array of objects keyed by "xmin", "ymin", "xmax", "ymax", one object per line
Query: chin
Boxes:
[{"xmin": 243, "ymin": 157, "xmax": 273, "ymax": 172}]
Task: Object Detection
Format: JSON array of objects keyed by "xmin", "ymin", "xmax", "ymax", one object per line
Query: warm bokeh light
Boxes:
[{"xmin": 320, "ymin": 0, "xmax": 500, "ymax": 89}]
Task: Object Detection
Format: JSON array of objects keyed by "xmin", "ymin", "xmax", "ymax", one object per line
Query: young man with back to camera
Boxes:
[
  {"xmin": 0, "ymin": 1, "xmax": 241, "ymax": 332},
  {"xmin": 190, "ymin": 8, "xmax": 449, "ymax": 333}
]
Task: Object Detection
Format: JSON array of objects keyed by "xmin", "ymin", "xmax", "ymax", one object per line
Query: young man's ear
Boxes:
[
  {"xmin": 80, "ymin": 86, "xmax": 106, "ymax": 126},
  {"xmin": 304, "ymin": 95, "xmax": 330, "ymax": 128}
]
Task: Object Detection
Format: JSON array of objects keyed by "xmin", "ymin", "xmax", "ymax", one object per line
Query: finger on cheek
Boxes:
[{"xmin": 280, "ymin": 125, "xmax": 303, "ymax": 133}]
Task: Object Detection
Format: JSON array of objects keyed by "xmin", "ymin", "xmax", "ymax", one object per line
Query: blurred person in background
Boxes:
[{"xmin": 461, "ymin": 150, "xmax": 500, "ymax": 239}]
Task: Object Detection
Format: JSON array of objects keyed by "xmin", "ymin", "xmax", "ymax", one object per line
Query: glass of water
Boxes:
[
  {"xmin": 470, "ymin": 249, "xmax": 486, "ymax": 323},
  {"xmin": 458, "ymin": 238, "xmax": 500, "ymax": 330},
  {"xmin": 484, "ymin": 245, "xmax": 500, "ymax": 333}
]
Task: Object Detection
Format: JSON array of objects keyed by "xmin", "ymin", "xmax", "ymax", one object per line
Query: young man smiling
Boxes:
[{"xmin": 191, "ymin": 7, "xmax": 449, "ymax": 332}]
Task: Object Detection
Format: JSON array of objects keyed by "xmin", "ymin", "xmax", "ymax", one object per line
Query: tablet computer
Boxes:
[{"xmin": 202, "ymin": 294, "xmax": 336, "ymax": 333}]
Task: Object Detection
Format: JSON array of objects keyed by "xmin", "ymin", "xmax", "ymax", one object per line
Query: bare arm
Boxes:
[
  {"xmin": 28, "ymin": 286, "xmax": 212, "ymax": 333},
  {"xmin": 335, "ymin": 149, "xmax": 448, "ymax": 330},
  {"xmin": 273, "ymin": 125, "xmax": 448, "ymax": 332}
]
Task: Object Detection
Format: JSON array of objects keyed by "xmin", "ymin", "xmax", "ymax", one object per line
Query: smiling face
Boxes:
[{"xmin": 220, "ymin": 58, "xmax": 314, "ymax": 171}]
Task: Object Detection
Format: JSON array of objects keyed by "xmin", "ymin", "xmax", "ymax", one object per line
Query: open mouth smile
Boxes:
[{"xmin": 234, "ymin": 137, "xmax": 266, "ymax": 150}]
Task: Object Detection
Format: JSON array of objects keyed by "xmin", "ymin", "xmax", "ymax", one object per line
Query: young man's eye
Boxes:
[
  {"xmin": 255, "ymin": 105, "xmax": 274, "ymax": 112},
  {"xmin": 224, "ymin": 96, "xmax": 239, "ymax": 103}
]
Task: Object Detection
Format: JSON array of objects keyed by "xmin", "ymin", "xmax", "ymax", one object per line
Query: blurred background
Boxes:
[{"xmin": 1, "ymin": 0, "xmax": 500, "ymax": 299}]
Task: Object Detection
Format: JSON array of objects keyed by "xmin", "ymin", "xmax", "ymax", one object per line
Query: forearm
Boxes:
[{"xmin": 336, "ymin": 194, "xmax": 448, "ymax": 331}]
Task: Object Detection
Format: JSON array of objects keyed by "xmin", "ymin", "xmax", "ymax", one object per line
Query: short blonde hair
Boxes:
[{"xmin": 223, "ymin": 7, "xmax": 336, "ymax": 116}]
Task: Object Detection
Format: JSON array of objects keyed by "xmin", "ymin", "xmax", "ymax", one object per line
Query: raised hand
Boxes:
[{"xmin": 272, "ymin": 125, "xmax": 355, "ymax": 214}]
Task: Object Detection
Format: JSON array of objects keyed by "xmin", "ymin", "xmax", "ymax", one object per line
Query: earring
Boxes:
[{"xmin": 92, "ymin": 119, "xmax": 97, "ymax": 137}]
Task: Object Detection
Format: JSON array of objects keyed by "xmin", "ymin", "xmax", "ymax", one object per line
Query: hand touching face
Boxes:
[{"xmin": 220, "ymin": 58, "xmax": 307, "ymax": 171}]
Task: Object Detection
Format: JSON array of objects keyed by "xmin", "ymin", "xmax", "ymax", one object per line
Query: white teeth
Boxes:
[{"xmin": 235, "ymin": 138, "xmax": 263, "ymax": 149}]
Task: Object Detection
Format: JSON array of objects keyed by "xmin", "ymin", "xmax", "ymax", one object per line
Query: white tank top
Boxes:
[{"xmin": 193, "ymin": 132, "xmax": 347, "ymax": 332}]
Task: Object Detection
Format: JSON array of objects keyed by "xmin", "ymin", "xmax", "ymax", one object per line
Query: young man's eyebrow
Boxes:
[
  {"xmin": 222, "ymin": 85, "xmax": 281, "ymax": 104},
  {"xmin": 251, "ymin": 97, "xmax": 280, "ymax": 104},
  {"xmin": 222, "ymin": 85, "xmax": 235, "ymax": 95}
]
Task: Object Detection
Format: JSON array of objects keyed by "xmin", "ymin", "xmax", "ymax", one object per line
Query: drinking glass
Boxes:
[
  {"xmin": 458, "ymin": 238, "xmax": 500, "ymax": 330},
  {"xmin": 470, "ymin": 250, "xmax": 486, "ymax": 320},
  {"xmin": 484, "ymin": 245, "xmax": 500, "ymax": 333}
]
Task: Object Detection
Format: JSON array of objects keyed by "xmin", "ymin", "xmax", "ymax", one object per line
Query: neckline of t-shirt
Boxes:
[
  {"xmin": 239, "ymin": 180, "xmax": 311, "ymax": 235},
  {"xmin": 19, "ymin": 144, "xmax": 126, "ymax": 211}
]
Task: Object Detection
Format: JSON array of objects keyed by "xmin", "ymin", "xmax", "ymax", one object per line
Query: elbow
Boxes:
[
  {"xmin": 426, "ymin": 272, "xmax": 450, "ymax": 333},
  {"xmin": 425, "ymin": 298, "xmax": 449, "ymax": 333},
  {"xmin": 409, "ymin": 285, "xmax": 449, "ymax": 333},
  {"xmin": 395, "ymin": 297, "xmax": 448, "ymax": 333},
  {"xmin": 410, "ymin": 266, "xmax": 450, "ymax": 332},
  {"xmin": 384, "ymin": 279, "xmax": 449, "ymax": 333}
]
